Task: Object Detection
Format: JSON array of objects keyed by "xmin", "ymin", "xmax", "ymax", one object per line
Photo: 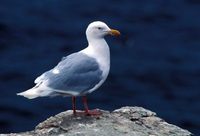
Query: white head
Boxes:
[{"xmin": 86, "ymin": 21, "xmax": 120, "ymax": 42}]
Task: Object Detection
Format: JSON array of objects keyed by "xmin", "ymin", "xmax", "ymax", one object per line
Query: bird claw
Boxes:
[
  {"xmin": 85, "ymin": 109, "xmax": 102, "ymax": 116},
  {"xmin": 73, "ymin": 109, "xmax": 102, "ymax": 116}
]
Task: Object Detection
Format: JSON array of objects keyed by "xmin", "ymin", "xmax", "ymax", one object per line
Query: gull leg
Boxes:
[
  {"xmin": 82, "ymin": 96, "xmax": 101, "ymax": 116},
  {"xmin": 72, "ymin": 96, "xmax": 76, "ymax": 115},
  {"xmin": 82, "ymin": 96, "xmax": 89, "ymax": 113}
]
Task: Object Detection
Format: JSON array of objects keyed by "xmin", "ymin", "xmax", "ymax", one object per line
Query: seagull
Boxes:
[{"xmin": 17, "ymin": 21, "xmax": 120, "ymax": 115}]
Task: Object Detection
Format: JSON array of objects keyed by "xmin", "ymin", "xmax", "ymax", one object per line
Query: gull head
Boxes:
[{"xmin": 86, "ymin": 21, "xmax": 120, "ymax": 41}]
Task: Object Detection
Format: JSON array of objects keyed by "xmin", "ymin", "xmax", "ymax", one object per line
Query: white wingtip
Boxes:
[
  {"xmin": 17, "ymin": 91, "xmax": 38, "ymax": 99},
  {"xmin": 17, "ymin": 88, "xmax": 40, "ymax": 99},
  {"xmin": 17, "ymin": 86, "xmax": 54, "ymax": 99}
]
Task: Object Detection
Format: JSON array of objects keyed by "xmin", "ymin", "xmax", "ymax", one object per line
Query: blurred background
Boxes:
[{"xmin": 0, "ymin": 0, "xmax": 200, "ymax": 135}]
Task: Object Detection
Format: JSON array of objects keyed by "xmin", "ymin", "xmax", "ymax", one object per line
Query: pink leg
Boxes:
[
  {"xmin": 83, "ymin": 96, "xmax": 89, "ymax": 113},
  {"xmin": 82, "ymin": 96, "xmax": 102, "ymax": 116},
  {"xmin": 72, "ymin": 96, "xmax": 76, "ymax": 115}
]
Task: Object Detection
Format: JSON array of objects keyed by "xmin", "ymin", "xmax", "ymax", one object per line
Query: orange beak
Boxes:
[{"xmin": 108, "ymin": 29, "xmax": 120, "ymax": 36}]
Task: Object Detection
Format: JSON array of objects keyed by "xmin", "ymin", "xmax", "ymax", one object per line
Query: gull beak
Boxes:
[{"xmin": 108, "ymin": 29, "xmax": 120, "ymax": 36}]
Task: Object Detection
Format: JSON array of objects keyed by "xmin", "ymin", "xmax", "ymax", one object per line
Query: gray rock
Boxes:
[{"xmin": 1, "ymin": 107, "xmax": 192, "ymax": 136}]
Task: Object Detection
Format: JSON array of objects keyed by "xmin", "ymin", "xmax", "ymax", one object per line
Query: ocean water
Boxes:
[{"xmin": 0, "ymin": 0, "xmax": 200, "ymax": 135}]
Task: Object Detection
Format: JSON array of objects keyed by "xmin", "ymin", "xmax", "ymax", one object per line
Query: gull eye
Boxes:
[{"xmin": 97, "ymin": 27, "xmax": 102, "ymax": 30}]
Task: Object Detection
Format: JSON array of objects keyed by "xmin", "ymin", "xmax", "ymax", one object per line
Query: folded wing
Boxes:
[{"xmin": 35, "ymin": 52, "xmax": 103, "ymax": 95}]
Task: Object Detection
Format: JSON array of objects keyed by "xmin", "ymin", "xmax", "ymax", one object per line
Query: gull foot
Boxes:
[{"xmin": 85, "ymin": 109, "xmax": 102, "ymax": 116}]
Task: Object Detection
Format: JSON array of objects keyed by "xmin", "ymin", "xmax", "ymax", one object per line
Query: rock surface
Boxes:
[{"xmin": 2, "ymin": 107, "xmax": 192, "ymax": 136}]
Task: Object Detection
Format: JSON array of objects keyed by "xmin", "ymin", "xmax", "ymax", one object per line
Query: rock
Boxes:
[{"xmin": 1, "ymin": 107, "xmax": 192, "ymax": 136}]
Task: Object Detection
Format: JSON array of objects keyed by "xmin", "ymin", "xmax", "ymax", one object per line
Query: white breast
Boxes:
[{"xmin": 80, "ymin": 39, "xmax": 110, "ymax": 93}]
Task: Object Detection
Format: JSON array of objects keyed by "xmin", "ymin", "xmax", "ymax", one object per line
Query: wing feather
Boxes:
[{"xmin": 34, "ymin": 52, "xmax": 103, "ymax": 95}]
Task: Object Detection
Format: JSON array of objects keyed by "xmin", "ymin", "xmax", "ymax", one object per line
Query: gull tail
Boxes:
[{"xmin": 17, "ymin": 86, "xmax": 52, "ymax": 99}]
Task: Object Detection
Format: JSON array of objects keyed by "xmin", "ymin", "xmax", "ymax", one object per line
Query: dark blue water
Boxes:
[{"xmin": 0, "ymin": 0, "xmax": 200, "ymax": 135}]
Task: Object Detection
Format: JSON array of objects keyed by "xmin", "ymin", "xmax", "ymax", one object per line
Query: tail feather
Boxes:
[{"xmin": 17, "ymin": 87, "xmax": 52, "ymax": 99}]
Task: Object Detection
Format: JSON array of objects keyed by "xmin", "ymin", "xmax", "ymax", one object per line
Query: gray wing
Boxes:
[
  {"xmin": 35, "ymin": 52, "xmax": 103, "ymax": 95},
  {"xmin": 34, "ymin": 56, "xmax": 67, "ymax": 84}
]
